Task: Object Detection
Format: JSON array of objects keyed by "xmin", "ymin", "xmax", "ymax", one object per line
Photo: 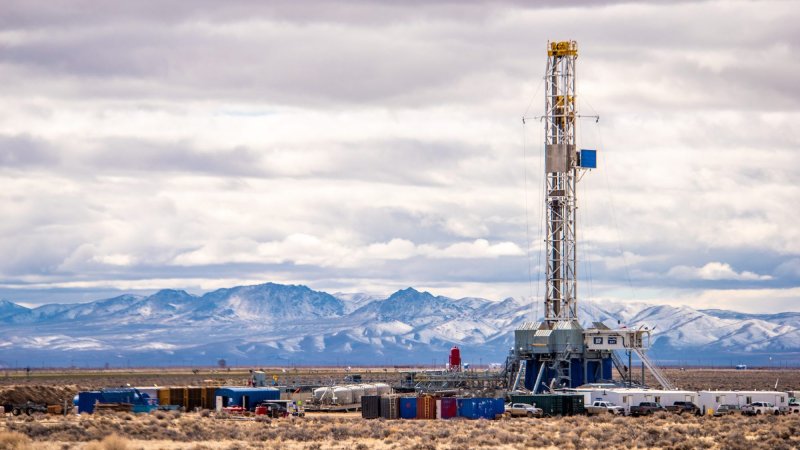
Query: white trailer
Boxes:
[
  {"xmin": 697, "ymin": 391, "xmax": 790, "ymax": 415},
  {"xmin": 580, "ymin": 388, "xmax": 698, "ymax": 415}
]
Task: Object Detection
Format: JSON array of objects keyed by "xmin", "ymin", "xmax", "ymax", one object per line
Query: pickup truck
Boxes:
[
  {"xmin": 629, "ymin": 402, "xmax": 667, "ymax": 417},
  {"xmin": 741, "ymin": 402, "xmax": 778, "ymax": 416},
  {"xmin": 585, "ymin": 401, "xmax": 625, "ymax": 416},
  {"xmin": 713, "ymin": 404, "xmax": 741, "ymax": 416},
  {"xmin": 665, "ymin": 401, "xmax": 700, "ymax": 415},
  {"xmin": 506, "ymin": 403, "xmax": 543, "ymax": 418}
]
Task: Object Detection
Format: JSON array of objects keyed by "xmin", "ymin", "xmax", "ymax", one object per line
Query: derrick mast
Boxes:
[
  {"xmin": 508, "ymin": 41, "xmax": 664, "ymax": 393},
  {"xmin": 544, "ymin": 40, "xmax": 579, "ymax": 323}
]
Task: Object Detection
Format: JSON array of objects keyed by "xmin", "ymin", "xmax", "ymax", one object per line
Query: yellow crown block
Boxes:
[{"xmin": 548, "ymin": 41, "xmax": 578, "ymax": 57}]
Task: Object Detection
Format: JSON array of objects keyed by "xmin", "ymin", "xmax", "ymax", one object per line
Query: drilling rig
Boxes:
[{"xmin": 508, "ymin": 41, "xmax": 672, "ymax": 393}]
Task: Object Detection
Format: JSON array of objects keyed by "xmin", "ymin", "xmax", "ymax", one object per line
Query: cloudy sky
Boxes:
[{"xmin": 1, "ymin": 1, "xmax": 798, "ymax": 313}]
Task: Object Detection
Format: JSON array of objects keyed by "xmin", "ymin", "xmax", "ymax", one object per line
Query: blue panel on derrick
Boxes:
[
  {"xmin": 580, "ymin": 149, "xmax": 596, "ymax": 168},
  {"xmin": 524, "ymin": 359, "xmax": 537, "ymax": 391},
  {"xmin": 602, "ymin": 357, "xmax": 613, "ymax": 380},
  {"xmin": 586, "ymin": 360, "xmax": 601, "ymax": 384},
  {"xmin": 570, "ymin": 359, "xmax": 584, "ymax": 387}
]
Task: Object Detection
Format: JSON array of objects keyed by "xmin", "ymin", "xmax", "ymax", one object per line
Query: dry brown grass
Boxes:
[
  {"xmin": 0, "ymin": 431, "xmax": 31, "ymax": 450},
  {"xmin": 84, "ymin": 434, "xmax": 130, "ymax": 450},
  {"xmin": 3, "ymin": 368, "xmax": 800, "ymax": 449},
  {"xmin": 2, "ymin": 411, "xmax": 800, "ymax": 449}
]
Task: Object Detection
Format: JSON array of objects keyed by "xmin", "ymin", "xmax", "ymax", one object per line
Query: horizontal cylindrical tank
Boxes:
[
  {"xmin": 361, "ymin": 384, "xmax": 377, "ymax": 396},
  {"xmin": 374, "ymin": 383, "xmax": 391, "ymax": 396},
  {"xmin": 348, "ymin": 385, "xmax": 364, "ymax": 403},
  {"xmin": 332, "ymin": 387, "xmax": 353, "ymax": 405},
  {"xmin": 313, "ymin": 387, "xmax": 334, "ymax": 402}
]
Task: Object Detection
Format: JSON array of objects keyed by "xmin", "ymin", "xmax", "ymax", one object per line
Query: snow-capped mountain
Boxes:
[{"xmin": 0, "ymin": 282, "xmax": 797, "ymax": 368}]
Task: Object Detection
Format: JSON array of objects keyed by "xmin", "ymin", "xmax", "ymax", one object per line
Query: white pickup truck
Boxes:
[
  {"xmin": 742, "ymin": 402, "xmax": 778, "ymax": 416},
  {"xmin": 506, "ymin": 403, "xmax": 543, "ymax": 417},
  {"xmin": 585, "ymin": 400, "xmax": 625, "ymax": 416}
]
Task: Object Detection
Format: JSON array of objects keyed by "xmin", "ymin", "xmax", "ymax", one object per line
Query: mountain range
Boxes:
[{"xmin": 1, "ymin": 282, "xmax": 798, "ymax": 368}]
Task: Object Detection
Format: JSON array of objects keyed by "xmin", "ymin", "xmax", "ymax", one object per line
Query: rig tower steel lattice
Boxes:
[
  {"xmin": 543, "ymin": 40, "xmax": 579, "ymax": 323},
  {"xmin": 508, "ymin": 41, "xmax": 669, "ymax": 393}
]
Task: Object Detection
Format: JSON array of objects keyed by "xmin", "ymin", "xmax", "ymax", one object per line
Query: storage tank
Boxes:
[
  {"xmin": 449, "ymin": 346, "xmax": 462, "ymax": 371},
  {"xmin": 332, "ymin": 386, "xmax": 353, "ymax": 405},
  {"xmin": 313, "ymin": 387, "xmax": 335, "ymax": 403},
  {"xmin": 361, "ymin": 384, "xmax": 377, "ymax": 396},
  {"xmin": 348, "ymin": 385, "xmax": 365, "ymax": 403},
  {"xmin": 374, "ymin": 383, "xmax": 391, "ymax": 396}
]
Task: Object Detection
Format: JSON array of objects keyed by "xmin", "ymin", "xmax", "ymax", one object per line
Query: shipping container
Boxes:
[
  {"xmin": 456, "ymin": 398, "xmax": 503, "ymax": 420},
  {"xmin": 400, "ymin": 397, "xmax": 417, "ymax": 419},
  {"xmin": 362, "ymin": 395, "xmax": 381, "ymax": 419},
  {"xmin": 169, "ymin": 387, "xmax": 185, "ymax": 407},
  {"xmin": 185, "ymin": 387, "xmax": 203, "ymax": 411},
  {"xmin": 416, "ymin": 395, "xmax": 437, "ymax": 419},
  {"xmin": 158, "ymin": 388, "xmax": 170, "ymax": 407},
  {"xmin": 510, "ymin": 394, "xmax": 585, "ymax": 416},
  {"xmin": 440, "ymin": 397, "xmax": 457, "ymax": 419},
  {"xmin": 381, "ymin": 396, "xmax": 400, "ymax": 419},
  {"xmin": 492, "ymin": 398, "xmax": 505, "ymax": 417},
  {"xmin": 201, "ymin": 387, "xmax": 217, "ymax": 410}
]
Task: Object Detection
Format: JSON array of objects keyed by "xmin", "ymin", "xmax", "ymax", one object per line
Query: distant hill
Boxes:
[{"xmin": 0, "ymin": 283, "xmax": 798, "ymax": 368}]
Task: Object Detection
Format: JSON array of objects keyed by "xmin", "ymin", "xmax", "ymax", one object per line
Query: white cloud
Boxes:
[
  {"xmin": 423, "ymin": 239, "xmax": 523, "ymax": 259},
  {"xmin": 667, "ymin": 262, "xmax": 772, "ymax": 281},
  {"xmin": 173, "ymin": 236, "xmax": 522, "ymax": 267}
]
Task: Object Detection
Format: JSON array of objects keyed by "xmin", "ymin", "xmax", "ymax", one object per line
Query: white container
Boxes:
[{"xmin": 697, "ymin": 391, "xmax": 789, "ymax": 415}]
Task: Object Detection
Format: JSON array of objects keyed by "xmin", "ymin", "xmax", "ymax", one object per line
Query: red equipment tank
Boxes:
[{"xmin": 448, "ymin": 346, "xmax": 461, "ymax": 371}]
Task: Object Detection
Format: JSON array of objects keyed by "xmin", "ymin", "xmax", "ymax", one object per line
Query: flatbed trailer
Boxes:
[{"xmin": 304, "ymin": 402, "xmax": 361, "ymax": 412}]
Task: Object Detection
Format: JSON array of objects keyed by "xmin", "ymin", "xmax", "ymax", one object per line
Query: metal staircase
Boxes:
[
  {"xmin": 633, "ymin": 348, "xmax": 674, "ymax": 390},
  {"xmin": 610, "ymin": 351, "xmax": 628, "ymax": 381},
  {"xmin": 511, "ymin": 360, "xmax": 527, "ymax": 392}
]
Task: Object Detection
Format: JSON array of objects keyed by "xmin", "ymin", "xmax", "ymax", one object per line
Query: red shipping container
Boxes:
[
  {"xmin": 441, "ymin": 397, "xmax": 457, "ymax": 419},
  {"xmin": 416, "ymin": 396, "xmax": 437, "ymax": 419}
]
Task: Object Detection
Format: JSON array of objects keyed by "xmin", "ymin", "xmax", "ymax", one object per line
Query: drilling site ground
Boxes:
[{"xmin": 0, "ymin": 367, "xmax": 799, "ymax": 449}]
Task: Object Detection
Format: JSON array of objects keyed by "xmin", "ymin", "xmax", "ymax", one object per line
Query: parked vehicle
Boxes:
[
  {"xmin": 779, "ymin": 400, "xmax": 800, "ymax": 415},
  {"xmin": 742, "ymin": 402, "xmax": 778, "ymax": 416},
  {"xmin": 10, "ymin": 402, "xmax": 47, "ymax": 416},
  {"xmin": 506, "ymin": 403, "xmax": 543, "ymax": 417},
  {"xmin": 585, "ymin": 401, "xmax": 624, "ymax": 416},
  {"xmin": 629, "ymin": 402, "xmax": 667, "ymax": 417},
  {"xmin": 713, "ymin": 404, "xmax": 741, "ymax": 416},
  {"xmin": 261, "ymin": 402, "xmax": 289, "ymax": 418},
  {"xmin": 665, "ymin": 401, "xmax": 701, "ymax": 415}
]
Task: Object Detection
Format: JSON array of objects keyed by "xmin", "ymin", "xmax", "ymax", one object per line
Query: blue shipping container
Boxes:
[
  {"xmin": 400, "ymin": 397, "xmax": 417, "ymax": 419},
  {"xmin": 457, "ymin": 398, "xmax": 502, "ymax": 420},
  {"xmin": 492, "ymin": 398, "xmax": 505, "ymax": 417}
]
